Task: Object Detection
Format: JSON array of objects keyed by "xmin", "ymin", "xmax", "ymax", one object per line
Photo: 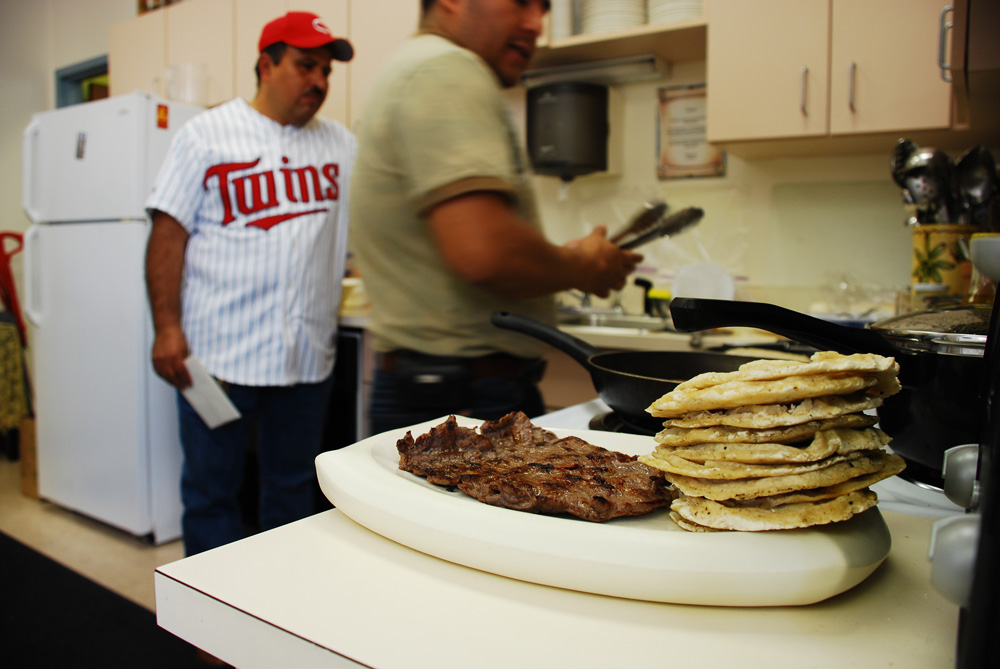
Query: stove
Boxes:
[
  {"xmin": 944, "ymin": 295, "xmax": 1000, "ymax": 667},
  {"xmin": 588, "ymin": 410, "xmax": 658, "ymax": 435}
]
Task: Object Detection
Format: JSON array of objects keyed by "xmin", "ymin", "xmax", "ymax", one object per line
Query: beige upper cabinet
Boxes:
[
  {"xmin": 828, "ymin": 0, "xmax": 952, "ymax": 135},
  {"xmin": 301, "ymin": 0, "xmax": 350, "ymax": 125},
  {"xmin": 348, "ymin": 0, "xmax": 420, "ymax": 131},
  {"xmin": 706, "ymin": 0, "xmax": 829, "ymax": 143},
  {"xmin": 109, "ymin": 9, "xmax": 166, "ymax": 98},
  {"xmin": 233, "ymin": 0, "xmax": 289, "ymax": 109},
  {"xmin": 166, "ymin": 0, "xmax": 234, "ymax": 107},
  {"xmin": 110, "ymin": 0, "xmax": 232, "ymax": 106},
  {"xmin": 707, "ymin": 0, "xmax": 955, "ymax": 144}
]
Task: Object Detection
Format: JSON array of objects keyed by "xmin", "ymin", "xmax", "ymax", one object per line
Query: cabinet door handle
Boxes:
[
  {"xmin": 938, "ymin": 5, "xmax": 954, "ymax": 82},
  {"xmin": 848, "ymin": 61, "xmax": 857, "ymax": 113},
  {"xmin": 800, "ymin": 66, "xmax": 808, "ymax": 115}
]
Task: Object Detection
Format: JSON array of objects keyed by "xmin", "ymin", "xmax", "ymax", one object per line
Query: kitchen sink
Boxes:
[{"xmin": 557, "ymin": 312, "xmax": 671, "ymax": 331}]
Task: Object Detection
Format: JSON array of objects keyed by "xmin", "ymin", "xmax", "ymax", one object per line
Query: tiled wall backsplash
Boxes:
[{"xmin": 508, "ymin": 64, "xmax": 915, "ymax": 316}]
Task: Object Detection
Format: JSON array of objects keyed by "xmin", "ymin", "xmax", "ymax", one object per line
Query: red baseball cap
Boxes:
[{"xmin": 258, "ymin": 11, "xmax": 354, "ymax": 62}]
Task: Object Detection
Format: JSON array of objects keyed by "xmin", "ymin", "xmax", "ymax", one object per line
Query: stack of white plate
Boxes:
[
  {"xmin": 580, "ymin": 0, "xmax": 647, "ymax": 35},
  {"xmin": 648, "ymin": 0, "xmax": 703, "ymax": 24},
  {"xmin": 550, "ymin": 0, "xmax": 574, "ymax": 40}
]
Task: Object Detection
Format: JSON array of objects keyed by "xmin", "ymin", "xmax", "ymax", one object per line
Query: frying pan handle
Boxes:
[
  {"xmin": 490, "ymin": 310, "xmax": 604, "ymax": 368},
  {"xmin": 669, "ymin": 297, "xmax": 902, "ymax": 358}
]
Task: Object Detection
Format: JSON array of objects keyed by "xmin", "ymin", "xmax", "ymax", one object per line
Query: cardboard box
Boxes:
[{"xmin": 20, "ymin": 417, "xmax": 37, "ymax": 499}]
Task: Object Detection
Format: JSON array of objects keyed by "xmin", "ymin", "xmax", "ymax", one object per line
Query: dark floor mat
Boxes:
[{"xmin": 0, "ymin": 530, "xmax": 210, "ymax": 668}]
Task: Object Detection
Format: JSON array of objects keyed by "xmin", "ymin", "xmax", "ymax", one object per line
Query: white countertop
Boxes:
[
  {"xmin": 156, "ymin": 507, "xmax": 957, "ymax": 669},
  {"xmin": 556, "ymin": 324, "xmax": 786, "ymax": 353},
  {"xmin": 155, "ymin": 401, "xmax": 962, "ymax": 668},
  {"xmin": 337, "ymin": 312, "xmax": 369, "ymax": 330},
  {"xmin": 338, "ymin": 306, "xmax": 787, "ymax": 355}
]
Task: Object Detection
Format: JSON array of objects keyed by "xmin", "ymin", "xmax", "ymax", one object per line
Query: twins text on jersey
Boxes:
[{"xmin": 205, "ymin": 156, "xmax": 341, "ymax": 230}]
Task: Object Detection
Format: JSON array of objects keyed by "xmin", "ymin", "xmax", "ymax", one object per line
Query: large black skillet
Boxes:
[
  {"xmin": 669, "ymin": 297, "xmax": 990, "ymax": 487},
  {"xmin": 491, "ymin": 310, "xmax": 758, "ymax": 434},
  {"xmin": 669, "ymin": 297, "xmax": 904, "ymax": 359}
]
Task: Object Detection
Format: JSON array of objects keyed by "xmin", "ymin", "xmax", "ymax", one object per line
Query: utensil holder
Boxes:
[{"xmin": 911, "ymin": 224, "xmax": 973, "ymax": 308}]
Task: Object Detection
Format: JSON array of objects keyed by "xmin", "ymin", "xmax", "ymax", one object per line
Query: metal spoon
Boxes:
[
  {"xmin": 891, "ymin": 139, "xmax": 958, "ymax": 224},
  {"xmin": 956, "ymin": 145, "xmax": 999, "ymax": 227}
]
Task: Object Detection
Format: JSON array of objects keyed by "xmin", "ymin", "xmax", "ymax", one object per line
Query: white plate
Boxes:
[
  {"xmin": 315, "ymin": 417, "xmax": 891, "ymax": 607},
  {"xmin": 580, "ymin": 0, "xmax": 647, "ymax": 34}
]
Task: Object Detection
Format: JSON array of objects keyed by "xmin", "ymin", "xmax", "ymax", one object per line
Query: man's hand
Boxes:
[
  {"xmin": 151, "ymin": 324, "xmax": 192, "ymax": 389},
  {"xmin": 564, "ymin": 225, "xmax": 642, "ymax": 297}
]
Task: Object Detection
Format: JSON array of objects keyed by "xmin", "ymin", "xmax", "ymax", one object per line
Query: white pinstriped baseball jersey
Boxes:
[{"xmin": 146, "ymin": 98, "xmax": 357, "ymax": 386}]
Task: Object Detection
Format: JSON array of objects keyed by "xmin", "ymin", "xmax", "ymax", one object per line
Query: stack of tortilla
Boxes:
[{"xmin": 639, "ymin": 351, "xmax": 907, "ymax": 532}]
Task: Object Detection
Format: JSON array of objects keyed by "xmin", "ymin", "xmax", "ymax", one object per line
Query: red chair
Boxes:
[{"xmin": 0, "ymin": 231, "xmax": 26, "ymax": 346}]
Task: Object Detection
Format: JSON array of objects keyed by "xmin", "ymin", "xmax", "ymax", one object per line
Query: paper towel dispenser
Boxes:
[{"xmin": 526, "ymin": 82, "xmax": 620, "ymax": 182}]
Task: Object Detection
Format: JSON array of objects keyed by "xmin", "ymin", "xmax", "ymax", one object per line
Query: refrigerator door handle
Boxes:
[
  {"xmin": 22, "ymin": 224, "xmax": 42, "ymax": 326},
  {"xmin": 22, "ymin": 117, "xmax": 42, "ymax": 224}
]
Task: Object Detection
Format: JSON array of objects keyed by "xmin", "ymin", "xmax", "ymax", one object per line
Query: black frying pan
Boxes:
[
  {"xmin": 491, "ymin": 310, "xmax": 757, "ymax": 433},
  {"xmin": 668, "ymin": 297, "xmax": 906, "ymax": 360}
]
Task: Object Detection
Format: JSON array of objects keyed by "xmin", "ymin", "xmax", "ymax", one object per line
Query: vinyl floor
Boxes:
[{"xmin": 0, "ymin": 455, "xmax": 184, "ymax": 612}]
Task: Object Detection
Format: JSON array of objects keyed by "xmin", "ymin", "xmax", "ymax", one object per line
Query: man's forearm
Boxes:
[
  {"xmin": 428, "ymin": 193, "xmax": 638, "ymax": 299},
  {"xmin": 145, "ymin": 211, "xmax": 189, "ymax": 332}
]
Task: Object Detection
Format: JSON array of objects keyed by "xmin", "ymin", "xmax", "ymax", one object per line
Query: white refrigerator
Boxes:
[{"xmin": 21, "ymin": 92, "xmax": 202, "ymax": 544}]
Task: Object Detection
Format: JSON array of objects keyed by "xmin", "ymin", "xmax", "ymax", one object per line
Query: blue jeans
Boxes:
[
  {"xmin": 176, "ymin": 376, "xmax": 335, "ymax": 556},
  {"xmin": 368, "ymin": 367, "xmax": 546, "ymax": 435}
]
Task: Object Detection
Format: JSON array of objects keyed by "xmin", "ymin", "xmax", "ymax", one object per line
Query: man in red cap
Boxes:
[
  {"xmin": 254, "ymin": 10, "xmax": 354, "ymax": 126},
  {"xmin": 145, "ymin": 11, "xmax": 357, "ymax": 561}
]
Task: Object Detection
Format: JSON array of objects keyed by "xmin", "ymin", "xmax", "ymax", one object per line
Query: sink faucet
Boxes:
[
  {"xmin": 609, "ymin": 290, "xmax": 625, "ymax": 314},
  {"xmin": 562, "ymin": 290, "xmax": 625, "ymax": 315},
  {"xmin": 563, "ymin": 290, "xmax": 592, "ymax": 310}
]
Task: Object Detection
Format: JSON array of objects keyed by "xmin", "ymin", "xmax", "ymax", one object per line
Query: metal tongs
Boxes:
[
  {"xmin": 614, "ymin": 203, "xmax": 704, "ymax": 250},
  {"xmin": 609, "ymin": 200, "xmax": 668, "ymax": 245}
]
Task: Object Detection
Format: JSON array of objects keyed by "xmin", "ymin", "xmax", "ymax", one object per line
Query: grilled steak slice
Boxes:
[{"xmin": 396, "ymin": 412, "xmax": 674, "ymax": 522}]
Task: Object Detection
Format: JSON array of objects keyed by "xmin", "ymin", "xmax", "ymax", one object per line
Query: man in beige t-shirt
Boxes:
[{"xmin": 350, "ymin": 0, "xmax": 641, "ymax": 433}]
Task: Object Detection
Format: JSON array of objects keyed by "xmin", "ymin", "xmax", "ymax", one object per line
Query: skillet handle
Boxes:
[
  {"xmin": 669, "ymin": 297, "xmax": 902, "ymax": 358},
  {"xmin": 490, "ymin": 311, "xmax": 604, "ymax": 368}
]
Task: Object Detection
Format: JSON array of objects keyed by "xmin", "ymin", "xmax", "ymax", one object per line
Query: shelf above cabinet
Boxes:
[{"xmin": 529, "ymin": 19, "xmax": 707, "ymax": 71}]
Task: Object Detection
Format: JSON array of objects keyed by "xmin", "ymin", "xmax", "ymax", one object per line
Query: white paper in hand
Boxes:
[{"xmin": 180, "ymin": 356, "xmax": 241, "ymax": 428}]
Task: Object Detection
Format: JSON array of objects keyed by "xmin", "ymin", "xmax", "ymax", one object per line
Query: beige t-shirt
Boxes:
[{"xmin": 349, "ymin": 33, "xmax": 554, "ymax": 358}]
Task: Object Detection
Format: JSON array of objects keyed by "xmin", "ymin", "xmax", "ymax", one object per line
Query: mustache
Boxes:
[{"xmin": 304, "ymin": 86, "xmax": 325, "ymax": 98}]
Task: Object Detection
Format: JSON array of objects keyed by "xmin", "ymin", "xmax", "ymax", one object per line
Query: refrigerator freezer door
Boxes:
[
  {"xmin": 23, "ymin": 221, "xmax": 182, "ymax": 541},
  {"xmin": 22, "ymin": 92, "xmax": 202, "ymax": 224}
]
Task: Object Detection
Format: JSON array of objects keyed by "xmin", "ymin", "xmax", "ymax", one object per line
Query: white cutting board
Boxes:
[{"xmin": 315, "ymin": 417, "xmax": 891, "ymax": 607}]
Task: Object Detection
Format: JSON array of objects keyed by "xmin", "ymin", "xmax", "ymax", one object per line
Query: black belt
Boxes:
[{"xmin": 378, "ymin": 350, "xmax": 546, "ymax": 383}]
